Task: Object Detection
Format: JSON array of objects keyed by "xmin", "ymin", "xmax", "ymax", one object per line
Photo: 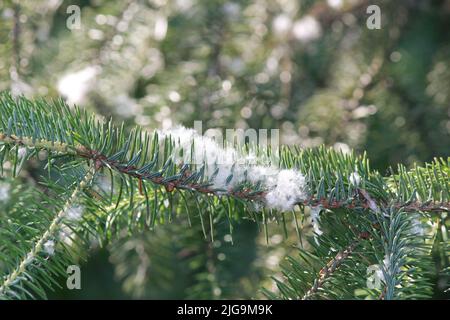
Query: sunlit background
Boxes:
[{"xmin": 0, "ymin": 0, "xmax": 449, "ymax": 299}]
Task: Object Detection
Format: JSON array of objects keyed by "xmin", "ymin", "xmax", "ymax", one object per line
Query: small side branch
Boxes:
[
  {"xmin": 302, "ymin": 238, "xmax": 361, "ymax": 300},
  {"xmin": 0, "ymin": 167, "xmax": 96, "ymax": 296}
]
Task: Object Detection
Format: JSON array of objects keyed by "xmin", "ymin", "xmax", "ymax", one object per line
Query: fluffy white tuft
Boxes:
[
  {"xmin": 367, "ymin": 263, "xmax": 385, "ymax": 285},
  {"xmin": 65, "ymin": 205, "xmax": 83, "ymax": 221},
  {"xmin": 43, "ymin": 240, "xmax": 55, "ymax": 256},
  {"xmin": 18, "ymin": 147, "xmax": 27, "ymax": 159},
  {"xmin": 310, "ymin": 205, "xmax": 323, "ymax": 236},
  {"xmin": 265, "ymin": 170, "xmax": 307, "ymax": 211},
  {"xmin": 159, "ymin": 126, "xmax": 308, "ymax": 211},
  {"xmin": 349, "ymin": 171, "xmax": 361, "ymax": 186}
]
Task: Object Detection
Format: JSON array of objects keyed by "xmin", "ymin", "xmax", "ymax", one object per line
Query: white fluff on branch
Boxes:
[
  {"xmin": 43, "ymin": 240, "xmax": 55, "ymax": 256},
  {"xmin": 65, "ymin": 205, "xmax": 83, "ymax": 221},
  {"xmin": 310, "ymin": 205, "xmax": 323, "ymax": 236},
  {"xmin": 265, "ymin": 170, "xmax": 307, "ymax": 211},
  {"xmin": 159, "ymin": 126, "xmax": 308, "ymax": 211},
  {"xmin": 18, "ymin": 147, "xmax": 27, "ymax": 159},
  {"xmin": 349, "ymin": 171, "xmax": 361, "ymax": 186}
]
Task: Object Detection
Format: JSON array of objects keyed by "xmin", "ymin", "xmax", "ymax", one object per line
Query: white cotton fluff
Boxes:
[
  {"xmin": 310, "ymin": 205, "xmax": 323, "ymax": 236},
  {"xmin": 367, "ymin": 254, "xmax": 391, "ymax": 289},
  {"xmin": 375, "ymin": 267, "xmax": 385, "ymax": 283},
  {"xmin": 18, "ymin": 147, "xmax": 27, "ymax": 159},
  {"xmin": 66, "ymin": 205, "xmax": 83, "ymax": 221},
  {"xmin": 367, "ymin": 263, "xmax": 385, "ymax": 286},
  {"xmin": 158, "ymin": 126, "xmax": 307, "ymax": 211},
  {"xmin": 43, "ymin": 240, "xmax": 55, "ymax": 256},
  {"xmin": 349, "ymin": 171, "xmax": 361, "ymax": 186},
  {"xmin": 265, "ymin": 170, "xmax": 307, "ymax": 211}
]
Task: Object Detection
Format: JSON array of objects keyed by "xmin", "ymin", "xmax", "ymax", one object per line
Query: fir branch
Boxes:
[
  {"xmin": 302, "ymin": 232, "xmax": 370, "ymax": 300},
  {"xmin": 377, "ymin": 207, "xmax": 435, "ymax": 300},
  {"xmin": 0, "ymin": 93, "xmax": 448, "ymax": 299},
  {"xmin": 1, "ymin": 131, "xmax": 449, "ymax": 214},
  {"xmin": 0, "ymin": 131, "xmax": 269, "ymax": 204},
  {"xmin": 0, "ymin": 167, "xmax": 96, "ymax": 297},
  {"xmin": 1, "ymin": 93, "xmax": 449, "ymax": 216}
]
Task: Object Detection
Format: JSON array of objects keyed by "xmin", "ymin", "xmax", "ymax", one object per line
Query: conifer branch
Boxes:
[
  {"xmin": 0, "ymin": 93, "xmax": 448, "ymax": 299},
  {"xmin": 1, "ymin": 132, "xmax": 449, "ymax": 214},
  {"xmin": 302, "ymin": 233, "xmax": 368, "ymax": 300},
  {"xmin": 0, "ymin": 167, "xmax": 96, "ymax": 297}
]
